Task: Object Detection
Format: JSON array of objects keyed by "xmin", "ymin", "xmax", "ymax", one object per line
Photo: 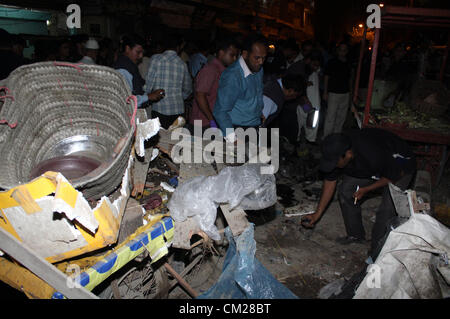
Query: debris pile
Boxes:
[{"xmin": 373, "ymin": 101, "xmax": 450, "ymax": 130}]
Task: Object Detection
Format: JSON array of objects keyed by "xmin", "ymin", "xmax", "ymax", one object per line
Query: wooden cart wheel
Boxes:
[
  {"xmin": 144, "ymin": 266, "xmax": 169, "ymax": 299},
  {"xmin": 99, "ymin": 262, "xmax": 169, "ymax": 299}
]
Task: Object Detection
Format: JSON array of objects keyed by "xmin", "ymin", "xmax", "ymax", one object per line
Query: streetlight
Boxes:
[
  {"xmin": 358, "ymin": 23, "xmax": 364, "ymax": 28},
  {"xmin": 379, "ymin": 3, "xmax": 384, "ymax": 7}
]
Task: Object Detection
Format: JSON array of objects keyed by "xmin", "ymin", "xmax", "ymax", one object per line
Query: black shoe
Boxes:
[{"xmin": 335, "ymin": 236, "xmax": 366, "ymax": 245}]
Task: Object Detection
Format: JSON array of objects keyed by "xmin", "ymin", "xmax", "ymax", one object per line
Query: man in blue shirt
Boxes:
[{"xmin": 213, "ymin": 34, "xmax": 267, "ymax": 142}]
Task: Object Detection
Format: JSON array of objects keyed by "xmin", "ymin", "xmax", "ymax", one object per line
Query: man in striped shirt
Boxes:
[{"xmin": 145, "ymin": 34, "xmax": 193, "ymax": 128}]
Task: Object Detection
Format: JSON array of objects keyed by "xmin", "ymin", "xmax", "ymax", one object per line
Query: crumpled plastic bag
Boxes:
[
  {"xmin": 167, "ymin": 163, "xmax": 277, "ymax": 240},
  {"xmin": 354, "ymin": 213, "xmax": 450, "ymax": 299},
  {"xmin": 197, "ymin": 224, "xmax": 298, "ymax": 299}
]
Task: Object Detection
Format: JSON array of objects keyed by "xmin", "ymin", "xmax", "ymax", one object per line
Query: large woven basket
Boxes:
[{"xmin": 0, "ymin": 62, "xmax": 137, "ymax": 199}]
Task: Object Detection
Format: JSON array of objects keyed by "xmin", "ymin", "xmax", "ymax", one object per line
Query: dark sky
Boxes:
[
  {"xmin": 314, "ymin": 0, "xmax": 372, "ymax": 42},
  {"xmin": 314, "ymin": 0, "xmax": 450, "ymax": 42}
]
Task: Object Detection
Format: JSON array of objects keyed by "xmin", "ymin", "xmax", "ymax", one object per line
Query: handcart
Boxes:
[{"xmin": 353, "ymin": 5, "xmax": 450, "ymax": 185}]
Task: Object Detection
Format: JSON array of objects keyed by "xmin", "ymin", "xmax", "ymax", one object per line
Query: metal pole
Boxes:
[
  {"xmin": 353, "ymin": 26, "xmax": 367, "ymax": 104},
  {"xmin": 363, "ymin": 27, "xmax": 380, "ymax": 126},
  {"xmin": 164, "ymin": 262, "xmax": 199, "ymax": 298}
]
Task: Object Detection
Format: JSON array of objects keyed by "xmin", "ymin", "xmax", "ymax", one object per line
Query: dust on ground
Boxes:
[{"xmin": 169, "ymin": 142, "xmax": 450, "ymax": 299}]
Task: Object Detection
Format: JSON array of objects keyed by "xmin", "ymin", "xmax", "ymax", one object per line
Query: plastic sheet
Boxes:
[
  {"xmin": 354, "ymin": 213, "xmax": 450, "ymax": 299},
  {"xmin": 168, "ymin": 164, "xmax": 277, "ymax": 240},
  {"xmin": 197, "ymin": 224, "xmax": 298, "ymax": 299}
]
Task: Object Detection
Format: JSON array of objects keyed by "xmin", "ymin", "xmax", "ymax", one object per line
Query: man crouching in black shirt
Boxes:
[{"xmin": 301, "ymin": 128, "xmax": 416, "ymax": 260}]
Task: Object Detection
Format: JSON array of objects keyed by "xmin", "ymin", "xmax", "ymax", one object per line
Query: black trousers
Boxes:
[
  {"xmin": 149, "ymin": 110, "xmax": 183, "ymax": 130},
  {"xmin": 337, "ymin": 174, "xmax": 413, "ymax": 259},
  {"xmin": 231, "ymin": 125, "xmax": 260, "ymax": 163},
  {"xmin": 278, "ymin": 100, "xmax": 299, "ymax": 145}
]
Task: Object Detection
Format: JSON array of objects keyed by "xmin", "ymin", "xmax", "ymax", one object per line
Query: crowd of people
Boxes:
[
  {"xmin": 1, "ymin": 27, "xmax": 424, "ymax": 150},
  {"xmin": 0, "ymin": 31, "xmax": 117, "ymax": 77},
  {"xmin": 0, "ymin": 29, "xmax": 355, "ymax": 144},
  {"xmin": 0, "ymin": 26, "xmax": 427, "ymax": 265}
]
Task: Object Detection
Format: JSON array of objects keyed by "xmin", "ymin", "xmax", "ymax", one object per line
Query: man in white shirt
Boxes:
[
  {"xmin": 78, "ymin": 38, "xmax": 99, "ymax": 65},
  {"xmin": 297, "ymin": 54, "xmax": 321, "ymax": 144}
]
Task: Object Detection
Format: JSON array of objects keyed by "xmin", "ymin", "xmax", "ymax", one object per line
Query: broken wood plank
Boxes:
[
  {"xmin": 218, "ymin": 204, "xmax": 249, "ymax": 237},
  {"xmin": 10, "ymin": 186, "xmax": 42, "ymax": 214},
  {"xmin": 117, "ymin": 198, "xmax": 144, "ymax": 244},
  {"xmin": 131, "ymin": 154, "xmax": 152, "ymax": 198},
  {"xmin": 132, "ymin": 109, "xmax": 153, "ymax": 197},
  {"xmin": 156, "ymin": 129, "xmax": 235, "ymax": 162},
  {"xmin": 0, "ymin": 227, "xmax": 98, "ymax": 299},
  {"xmin": 172, "ymin": 218, "xmax": 202, "ymax": 250},
  {"xmin": 179, "ymin": 162, "xmax": 217, "ymax": 184},
  {"xmin": 215, "ymin": 162, "xmax": 250, "ymax": 237}
]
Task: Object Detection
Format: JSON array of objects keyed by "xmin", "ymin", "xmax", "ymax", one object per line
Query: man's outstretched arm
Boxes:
[{"xmin": 302, "ymin": 179, "xmax": 337, "ymax": 228}]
